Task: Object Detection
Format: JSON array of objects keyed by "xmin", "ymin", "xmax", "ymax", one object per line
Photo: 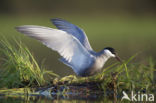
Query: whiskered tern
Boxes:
[{"xmin": 16, "ymin": 18, "xmax": 121, "ymax": 76}]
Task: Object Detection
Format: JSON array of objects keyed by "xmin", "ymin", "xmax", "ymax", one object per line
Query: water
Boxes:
[
  {"xmin": 0, "ymin": 93, "xmax": 117, "ymax": 103},
  {"xmin": 0, "ymin": 85, "xmax": 119, "ymax": 103}
]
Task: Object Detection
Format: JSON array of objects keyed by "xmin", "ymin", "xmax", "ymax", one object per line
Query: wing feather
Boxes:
[
  {"xmin": 51, "ymin": 18, "xmax": 93, "ymax": 51},
  {"xmin": 16, "ymin": 25, "xmax": 94, "ymax": 75}
]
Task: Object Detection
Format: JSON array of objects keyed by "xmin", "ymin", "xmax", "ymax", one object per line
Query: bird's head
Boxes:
[{"xmin": 102, "ymin": 47, "xmax": 122, "ymax": 62}]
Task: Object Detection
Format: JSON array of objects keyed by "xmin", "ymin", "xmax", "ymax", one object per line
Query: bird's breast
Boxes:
[
  {"xmin": 86, "ymin": 56, "xmax": 106, "ymax": 76},
  {"xmin": 92, "ymin": 57, "xmax": 105, "ymax": 70}
]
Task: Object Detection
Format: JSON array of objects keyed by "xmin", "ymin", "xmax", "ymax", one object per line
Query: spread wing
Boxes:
[
  {"xmin": 16, "ymin": 25, "xmax": 94, "ymax": 75},
  {"xmin": 51, "ymin": 18, "xmax": 93, "ymax": 51}
]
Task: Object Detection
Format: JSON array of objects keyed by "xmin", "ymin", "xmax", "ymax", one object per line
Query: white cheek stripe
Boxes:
[{"xmin": 104, "ymin": 50, "xmax": 115, "ymax": 57}]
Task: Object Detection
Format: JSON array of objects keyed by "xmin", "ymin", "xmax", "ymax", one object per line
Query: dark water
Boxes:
[
  {"xmin": 0, "ymin": 86, "xmax": 120, "ymax": 103},
  {"xmin": 0, "ymin": 93, "xmax": 118, "ymax": 103}
]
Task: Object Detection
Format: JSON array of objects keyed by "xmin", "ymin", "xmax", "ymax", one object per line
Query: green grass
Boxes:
[
  {"xmin": 0, "ymin": 37, "xmax": 155, "ymax": 95},
  {"xmin": 117, "ymin": 58, "xmax": 156, "ymax": 92},
  {"xmin": 0, "ymin": 38, "xmax": 155, "ymax": 103},
  {"xmin": 0, "ymin": 38, "xmax": 59, "ymax": 88}
]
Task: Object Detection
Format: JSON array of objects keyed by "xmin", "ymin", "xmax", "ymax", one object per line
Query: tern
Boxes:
[{"xmin": 16, "ymin": 18, "xmax": 121, "ymax": 77}]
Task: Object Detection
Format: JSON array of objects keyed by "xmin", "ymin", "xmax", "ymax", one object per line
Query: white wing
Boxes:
[{"xmin": 16, "ymin": 25, "xmax": 93, "ymax": 74}]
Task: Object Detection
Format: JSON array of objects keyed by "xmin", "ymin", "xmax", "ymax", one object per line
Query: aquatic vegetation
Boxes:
[
  {"xmin": 0, "ymin": 56, "xmax": 155, "ymax": 103},
  {"xmin": 0, "ymin": 38, "xmax": 59, "ymax": 88},
  {"xmin": 117, "ymin": 57, "xmax": 156, "ymax": 93},
  {"xmin": 0, "ymin": 38, "xmax": 155, "ymax": 103}
]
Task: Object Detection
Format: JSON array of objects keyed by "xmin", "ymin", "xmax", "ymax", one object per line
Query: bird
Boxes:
[{"xmin": 16, "ymin": 18, "xmax": 121, "ymax": 77}]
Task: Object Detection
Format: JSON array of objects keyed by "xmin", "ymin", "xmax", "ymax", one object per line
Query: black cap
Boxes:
[{"xmin": 104, "ymin": 47, "xmax": 116, "ymax": 54}]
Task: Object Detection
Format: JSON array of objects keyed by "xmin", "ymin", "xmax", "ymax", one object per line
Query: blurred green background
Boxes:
[{"xmin": 0, "ymin": 0, "xmax": 156, "ymax": 76}]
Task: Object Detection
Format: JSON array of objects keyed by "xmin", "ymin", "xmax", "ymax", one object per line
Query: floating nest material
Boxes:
[{"xmin": 0, "ymin": 72, "xmax": 118, "ymax": 100}]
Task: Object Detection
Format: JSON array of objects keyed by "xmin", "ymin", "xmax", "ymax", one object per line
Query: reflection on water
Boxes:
[
  {"xmin": 0, "ymin": 94, "xmax": 117, "ymax": 103},
  {"xmin": 0, "ymin": 87, "xmax": 119, "ymax": 103}
]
